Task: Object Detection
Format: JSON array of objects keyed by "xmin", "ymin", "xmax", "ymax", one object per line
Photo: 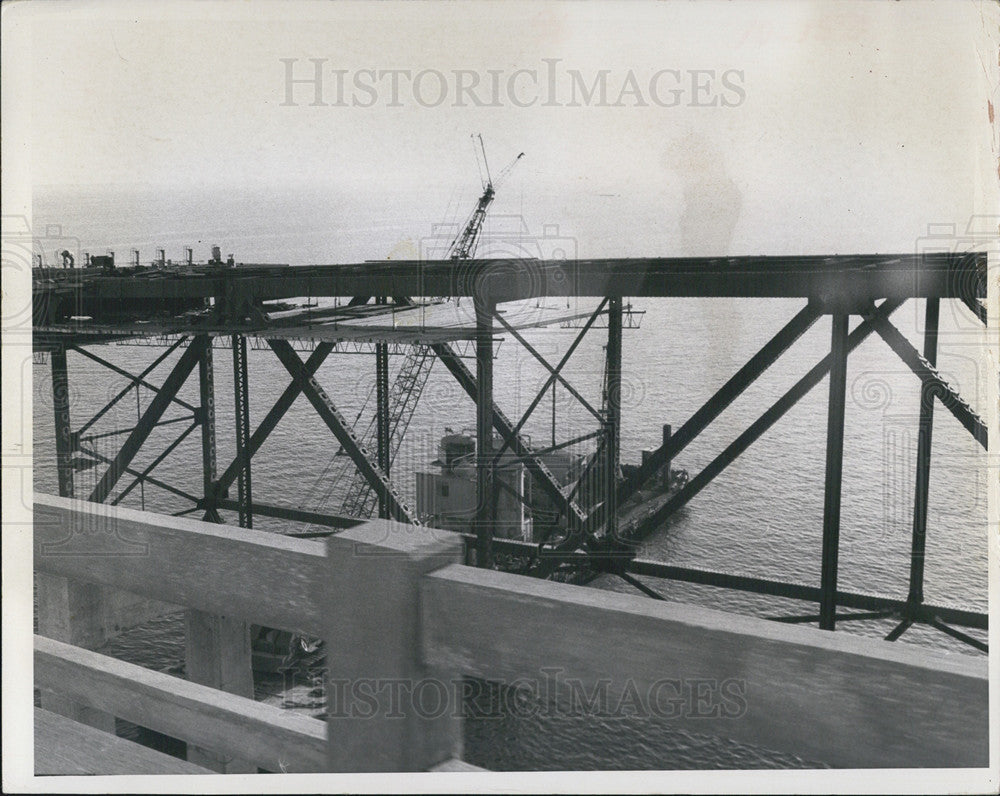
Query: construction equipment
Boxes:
[
  {"xmin": 449, "ymin": 135, "xmax": 524, "ymax": 261},
  {"xmin": 317, "ymin": 137, "xmax": 523, "ymax": 520}
]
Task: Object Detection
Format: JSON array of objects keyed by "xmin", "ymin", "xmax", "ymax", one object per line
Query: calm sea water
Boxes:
[{"xmin": 31, "ymin": 186, "xmax": 988, "ymax": 769}]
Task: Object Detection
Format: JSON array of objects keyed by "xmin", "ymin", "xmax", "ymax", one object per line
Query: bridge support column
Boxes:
[
  {"xmin": 51, "ymin": 346, "xmax": 75, "ymax": 498},
  {"xmin": 376, "ymin": 341, "xmax": 390, "ymax": 519},
  {"xmin": 198, "ymin": 338, "xmax": 222, "ymax": 523},
  {"xmin": 661, "ymin": 424, "xmax": 673, "ymax": 487},
  {"xmin": 605, "ymin": 296, "xmax": 622, "ymax": 539},
  {"xmin": 475, "ymin": 298, "xmax": 495, "ymax": 568},
  {"xmin": 232, "ymin": 334, "xmax": 252, "ymax": 529},
  {"xmin": 907, "ymin": 297, "xmax": 939, "ymax": 606},
  {"xmin": 819, "ymin": 313, "xmax": 849, "ymax": 630}
]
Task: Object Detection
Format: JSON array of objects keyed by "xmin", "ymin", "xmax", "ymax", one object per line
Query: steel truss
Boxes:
[{"xmin": 46, "ymin": 289, "xmax": 988, "ymax": 652}]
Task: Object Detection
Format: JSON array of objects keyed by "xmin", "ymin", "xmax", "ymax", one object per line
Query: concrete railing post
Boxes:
[
  {"xmin": 184, "ymin": 611, "xmax": 256, "ymax": 772},
  {"xmin": 325, "ymin": 520, "xmax": 462, "ymax": 772}
]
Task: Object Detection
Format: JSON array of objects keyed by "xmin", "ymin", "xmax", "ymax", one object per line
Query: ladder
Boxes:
[{"xmin": 337, "ymin": 345, "xmax": 436, "ymax": 518}]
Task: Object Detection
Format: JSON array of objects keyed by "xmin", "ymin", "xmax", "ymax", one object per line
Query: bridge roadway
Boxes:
[{"xmin": 33, "ymin": 252, "xmax": 986, "ymax": 304}]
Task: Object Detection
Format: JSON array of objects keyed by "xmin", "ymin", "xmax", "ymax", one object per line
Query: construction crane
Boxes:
[
  {"xmin": 315, "ymin": 137, "xmax": 524, "ymax": 520},
  {"xmin": 281, "ymin": 140, "xmax": 525, "ymax": 672},
  {"xmin": 449, "ymin": 135, "xmax": 525, "ymax": 260}
]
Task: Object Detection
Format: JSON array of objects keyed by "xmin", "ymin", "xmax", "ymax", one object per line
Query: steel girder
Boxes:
[
  {"xmin": 88, "ymin": 336, "xmax": 208, "ymax": 504},
  {"xmin": 268, "ymin": 338, "xmax": 420, "ymax": 525},
  {"xmin": 630, "ymin": 298, "xmax": 906, "ymax": 541}
]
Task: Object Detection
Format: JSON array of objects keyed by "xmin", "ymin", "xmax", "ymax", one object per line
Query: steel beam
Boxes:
[
  {"xmin": 475, "ymin": 542, "xmax": 987, "ymax": 634},
  {"xmin": 268, "ymin": 338, "xmax": 419, "ymax": 524},
  {"xmin": 927, "ymin": 617, "xmax": 988, "ymax": 653},
  {"xmin": 885, "ymin": 619, "xmax": 913, "ymax": 642},
  {"xmin": 75, "ymin": 337, "xmax": 187, "ymax": 437},
  {"xmin": 43, "ymin": 252, "xmax": 984, "ymax": 303},
  {"xmin": 819, "ymin": 313, "xmax": 849, "ymax": 631},
  {"xmin": 79, "ymin": 444, "xmax": 200, "ymax": 504},
  {"xmin": 232, "ymin": 334, "xmax": 253, "ymax": 528},
  {"xmin": 908, "ymin": 298, "xmax": 939, "ymax": 605},
  {"xmin": 631, "ymin": 299, "xmax": 904, "ymax": 540},
  {"xmin": 71, "ymin": 343, "xmax": 197, "ymax": 413},
  {"xmin": 770, "ymin": 610, "xmax": 895, "ymax": 624},
  {"xmin": 497, "ymin": 429, "xmax": 603, "ymax": 463},
  {"xmin": 212, "ymin": 498, "xmax": 362, "ymax": 530},
  {"xmin": 79, "ymin": 414, "xmax": 195, "ymax": 444},
  {"xmin": 607, "ymin": 301, "xmax": 822, "ymax": 528},
  {"xmin": 111, "ymin": 422, "xmax": 199, "ymax": 506},
  {"xmin": 492, "ymin": 299, "xmax": 608, "ymax": 464},
  {"xmin": 375, "ymin": 341, "xmax": 391, "ymax": 519},
  {"xmin": 88, "ymin": 337, "xmax": 207, "ymax": 503},
  {"xmin": 622, "ymin": 558, "xmax": 987, "ymax": 630},
  {"xmin": 51, "ymin": 347, "xmax": 75, "ymax": 498},
  {"xmin": 475, "ymin": 298, "xmax": 495, "ymax": 568},
  {"xmin": 961, "ymin": 295, "xmax": 987, "ymax": 325},
  {"xmin": 618, "ymin": 571, "xmax": 666, "ymax": 601},
  {"xmin": 866, "ymin": 306, "xmax": 987, "ymax": 449},
  {"xmin": 604, "ymin": 296, "xmax": 623, "ymax": 539},
  {"xmin": 214, "ymin": 343, "xmax": 333, "ymax": 497},
  {"xmin": 198, "ymin": 338, "xmax": 222, "ymax": 523},
  {"xmin": 493, "ymin": 312, "xmax": 603, "ymax": 423}
]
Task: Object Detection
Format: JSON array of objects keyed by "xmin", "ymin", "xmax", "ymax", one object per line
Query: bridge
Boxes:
[{"xmin": 30, "ymin": 251, "xmax": 989, "ymax": 773}]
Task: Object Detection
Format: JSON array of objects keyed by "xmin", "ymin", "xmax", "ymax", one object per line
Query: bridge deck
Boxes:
[{"xmin": 33, "ymin": 252, "xmax": 985, "ymax": 302}]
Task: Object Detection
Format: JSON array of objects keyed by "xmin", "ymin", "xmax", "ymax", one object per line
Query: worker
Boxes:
[{"xmin": 60, "ymin": 250, "xmax": 74, "ymax": 269}]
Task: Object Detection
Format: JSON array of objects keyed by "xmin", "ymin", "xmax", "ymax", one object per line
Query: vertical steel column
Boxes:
[
  {"xmin": 551, "ymin": 382, "xmax": 557, "ymax": 447},
  {"xmin": 661, "ymin": 424, "xmax": 673, "ymax": 487},
  {"xmin": 232, "ymin": 333, "xmax": 252, "ymax": 529},
  {"xmin": 51, "ymin": 346, "xmax": 75, "ymax": 498},
  {"xmin": 192, "ymin": 348, "xmax": 254, "ymax": 772},
  {"xmin": 475, "ymin": 298, "xmax": 495, "ymax": 568},
  {"xmin": 907, "ymin": 297, "xmax": 940, "ymax": 605},
  {"xmin": 819, "ymin": 313, "xmax": 850, "ymax": 630},
  {"xmin": 42, "ymin": 350, "xmax": 113, "ymax": 731},
  {"xmin": 198, "ymin": 336, "xmax": 221, "ymax": 523},
  {"xmin": 605, "ymin": 296, "xmax": 623, "ymax": 538},
  {"xmin": 189, "ymin": 334, "xmax": 256, "ymax": 775},
  {"xmin": 375, "ymin": 342, "xmax": 391, "ymax": 519}
]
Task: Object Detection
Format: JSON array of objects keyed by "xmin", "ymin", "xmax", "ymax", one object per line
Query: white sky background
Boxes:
[{"xmin": 8, "ymin": 0, "xmax": 997, "ymax": 256}]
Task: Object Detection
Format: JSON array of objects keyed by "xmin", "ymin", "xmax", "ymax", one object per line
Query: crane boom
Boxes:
[
  {"xmin": 321, "ymin": 138, "xmax": 523, "ymax": 521},
  {"xmin": 448, "ymin": 138, "xmax": 524, "ymax": 261}
]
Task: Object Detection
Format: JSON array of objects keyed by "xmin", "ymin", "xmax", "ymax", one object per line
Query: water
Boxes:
[{"xmin": 30, "ymin": 185, "xmax": 988, "ymax": 769}]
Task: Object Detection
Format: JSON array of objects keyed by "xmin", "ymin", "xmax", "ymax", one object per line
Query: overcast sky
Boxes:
[{"xmin": 5, "ymin": 0, "xmax": 998, "ymax": 254}]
